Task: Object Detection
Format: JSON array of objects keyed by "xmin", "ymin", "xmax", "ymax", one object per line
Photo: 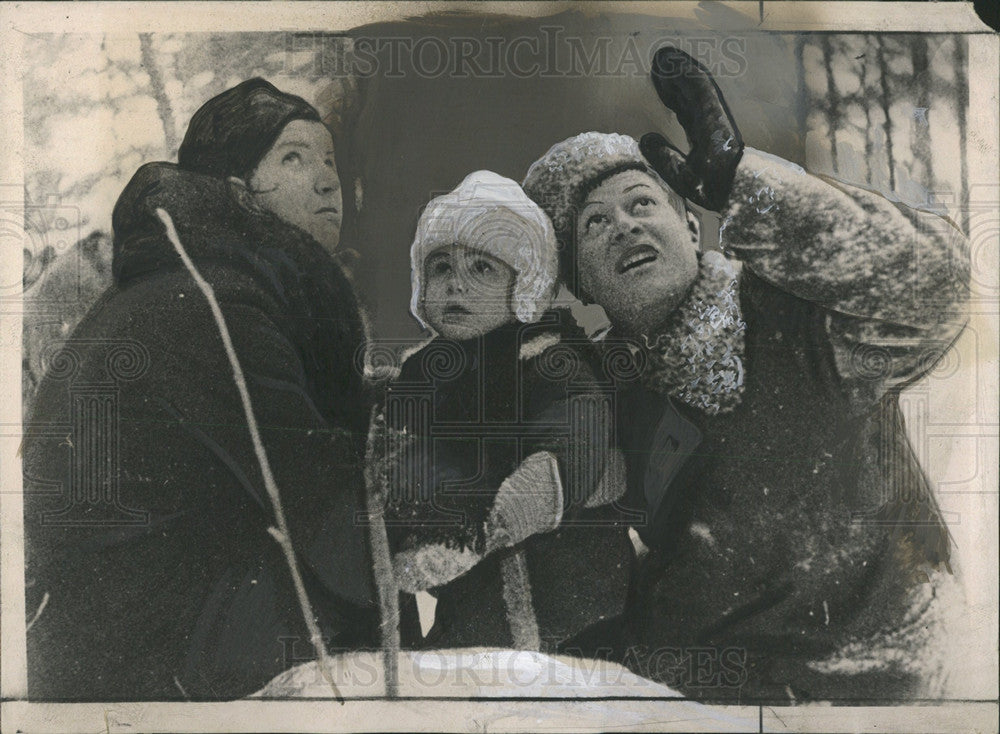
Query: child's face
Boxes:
[{"xmin": 422, "ymin": 244, "xmax": 516, "ymax": 339}]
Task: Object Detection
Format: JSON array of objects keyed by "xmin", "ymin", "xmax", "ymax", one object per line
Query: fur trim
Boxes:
[
  {"xmin": 500, "ymin": 550, "xmax": 541, "ymax": 650},
  {"xmin": 641, "ymin": 251, "xmax": 747, "ymax": 415},
  {"xmin": 522, "ymin": 132, "xmax": 649, "ymax": 234},
  {"xmin": 393, "ymin": 544, "xmax": 481, "ymax": 594},
  {"xmin": 518, "ymin": 332, "xmax": 561, "ymax": 361}
]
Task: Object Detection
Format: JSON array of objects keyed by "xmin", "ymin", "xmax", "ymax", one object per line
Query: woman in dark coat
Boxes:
[
  {"xmin": 23, "ymin": 79, "xmax": 381, "ymax": 700},
  {"xmin": 522, "ymin": 49, "xmax": 969, "ymax": 702}
]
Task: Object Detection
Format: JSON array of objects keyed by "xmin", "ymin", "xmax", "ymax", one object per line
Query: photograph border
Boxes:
[{"xmin": 2, "ymin": 3, "xmax": 996, "ymax": 731}]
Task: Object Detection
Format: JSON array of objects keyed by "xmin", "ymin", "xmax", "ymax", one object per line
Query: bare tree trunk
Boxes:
[
  {"xmin": 794, "ymin": 36, "xmax": 809, "ymax": 156},
  {"xmin": 910, "ymin": 35, "xmax": 935, "ymax": 193},
  {"xmin": 139, "ymin": 33, "xmax": 178, "ymax": 155},
  {"xmin": 821, "ymin": 36, "xmax": 841, "ymax": 172},
  {"xmin": 954, "ymin": 36, "xmax": 971, "ymax": 235},
  {"xmin": 860, "ymin": 36, "xmax": 874, "ymax": 185},
  {"xmin": 875, "ymin": 37, "xmax": 897, "ymax": 191}
]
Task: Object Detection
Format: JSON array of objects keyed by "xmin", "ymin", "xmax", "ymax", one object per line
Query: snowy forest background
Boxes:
[
  {"xmin": 19, "ymin": 32, "xmax": 976, "ymax": 252},
  {"xmin": 19, "ymin": 31, "xmax": 981, "ymax": 373}
]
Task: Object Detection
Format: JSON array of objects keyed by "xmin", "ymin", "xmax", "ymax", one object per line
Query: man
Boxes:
[
  {"xmin": 522, "ymin": 48, "xmax": 969, "ymax": 701},
  {"xmin": 24, "ymin": 79, "xmax": 380, "ymax": 700}
]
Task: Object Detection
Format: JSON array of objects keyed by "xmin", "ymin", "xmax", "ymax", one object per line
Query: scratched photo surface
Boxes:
[{"xmin": 2, "ymin": 2, "xmax": 997, "ymax": 732}]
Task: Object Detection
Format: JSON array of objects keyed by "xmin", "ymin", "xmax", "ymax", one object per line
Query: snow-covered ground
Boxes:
[
  {"xmin": 249, "ymin": 650, "xmax": 771, "ymax": 731},
  {"xmin": 254, "ymin": 649, "xmax": 684, "ymax": 700}
]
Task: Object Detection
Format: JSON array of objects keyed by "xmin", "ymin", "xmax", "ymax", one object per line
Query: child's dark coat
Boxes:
[{"xmin": 384, "ymin": 310, "xmax": 634, "ymax": 651}]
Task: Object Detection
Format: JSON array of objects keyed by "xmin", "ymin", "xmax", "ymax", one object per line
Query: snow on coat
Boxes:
[{"xmin": 620, "ymin": 149, "xmax": 969, "ymax": 701}]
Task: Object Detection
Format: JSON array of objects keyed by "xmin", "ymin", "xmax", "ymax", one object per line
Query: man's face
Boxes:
[
  {"xmin": 575, "ymin": 169, "xmax": 698, "ymax": 336},
  {"xmin": 422, "ymin": 244, "xmax": 516, "ymax": 340},
  {"xmin": 249, "ymin": 119, "xmax": 342, "ymax": 253}
]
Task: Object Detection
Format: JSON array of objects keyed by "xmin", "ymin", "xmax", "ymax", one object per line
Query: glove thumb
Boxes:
[{"xmin": 485, "ymin": 451, "xmax": 563, "ymax": 555}]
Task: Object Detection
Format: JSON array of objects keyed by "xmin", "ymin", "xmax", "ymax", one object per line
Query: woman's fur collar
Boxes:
[{"xmin": 640, "ymin": 251, "xmax": 746, "ymax": 416}]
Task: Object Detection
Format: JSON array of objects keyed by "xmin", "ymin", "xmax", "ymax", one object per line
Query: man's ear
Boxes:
[
  {"xmin": 686, "ymin": 208, "xmax": 701, "ymax": 247},
  {"xmin": 227, "ymin": 176, "xmax": 262, "ymax": 213}
]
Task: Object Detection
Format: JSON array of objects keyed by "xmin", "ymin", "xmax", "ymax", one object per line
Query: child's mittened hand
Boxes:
[
  {"xmin": 484, "ymin": 451, "xmax": 564, "ymax": 555},
  {"xmin": 389, "ymin": 451, "xmax": 563, "ymax": 591}
]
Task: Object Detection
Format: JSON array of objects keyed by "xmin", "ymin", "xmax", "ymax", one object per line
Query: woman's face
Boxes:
[
  {"xmin": 249, "ymin": 120, "xmax": 342, "ymax": 253},
  {"xmin": 574, "ymin": 169, "xmax": 698, "ymax": 336}
]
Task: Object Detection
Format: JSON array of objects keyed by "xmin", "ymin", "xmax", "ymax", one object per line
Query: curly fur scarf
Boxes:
[{"xmin": 640, "ymin": 250, "xmax": 747, "ymax": 416}]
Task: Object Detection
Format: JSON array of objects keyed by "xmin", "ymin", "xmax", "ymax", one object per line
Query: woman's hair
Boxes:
[{"xmin": 177, "ymin": 78, "xmax": 322, "ymax": 182}]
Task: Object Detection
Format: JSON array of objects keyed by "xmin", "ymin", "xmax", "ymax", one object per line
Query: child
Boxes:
[{"xmin": 374, "ymin": 171, "xmax": 634, "ymax": 653}]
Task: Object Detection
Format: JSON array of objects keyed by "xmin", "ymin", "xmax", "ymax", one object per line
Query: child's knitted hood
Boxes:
[{"xmin": 410, "ymin": 170, "xmax": 559, "ymax": 330}]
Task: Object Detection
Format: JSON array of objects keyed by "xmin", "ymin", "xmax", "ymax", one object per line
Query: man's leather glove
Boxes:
[{"xmin": 640, "ymin": 46, "xmax": 745, "ymax": 212}]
